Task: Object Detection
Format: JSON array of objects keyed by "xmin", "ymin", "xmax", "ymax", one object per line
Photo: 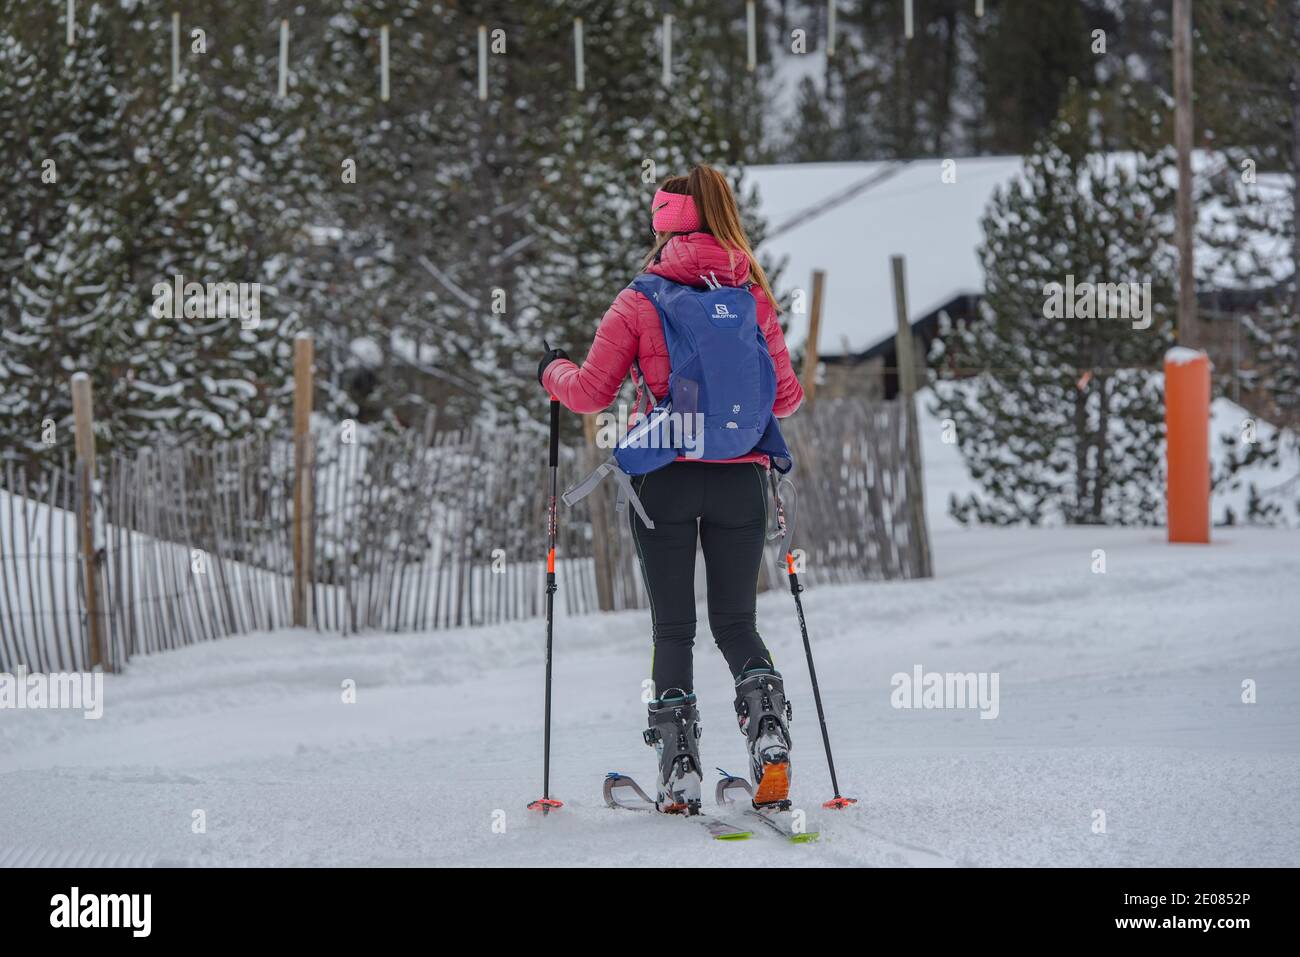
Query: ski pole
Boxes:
[
  {"xmin": 770, "ymin": 474, "xmax": 857, "ymax": 811},
  {"xmin": 528, "ymin": 393, "xmax": 564, "ymax": 815}
]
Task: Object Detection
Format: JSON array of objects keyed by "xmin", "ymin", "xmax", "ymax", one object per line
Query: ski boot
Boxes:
[
  {"xmin": 644, "ymin": 689, "xmax": 703, "ymax": 814},
  {"xmin": 733, "ymin": 662, "xmax": 793, "ymax": 807}
]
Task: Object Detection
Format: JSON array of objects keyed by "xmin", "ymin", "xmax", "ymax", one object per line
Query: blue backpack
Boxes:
[{"xmin": 562, "ymin": 273, "xmax": 792, "ymax": 529}]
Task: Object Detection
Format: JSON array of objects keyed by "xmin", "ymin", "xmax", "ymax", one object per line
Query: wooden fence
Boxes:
[
  {"xmin": 0, "ymin": 458, "xmax": 94, "ymax": 673},
  {"xmin": 0, "ymin": 394, "xmax": 927, "ymax": 673},
  {"xmin": 780, "ymin": 398, "xmax": 926, "ymax": 583}
]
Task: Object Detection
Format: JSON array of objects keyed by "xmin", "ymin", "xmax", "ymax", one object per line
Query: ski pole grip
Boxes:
[{"xmin": 548, "ymin": 398, "xmax": 560, "ymax": 467}]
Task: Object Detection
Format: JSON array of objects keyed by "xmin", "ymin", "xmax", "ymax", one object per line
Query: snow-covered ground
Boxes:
[
  {"xmin": 3, "ymin": 389, "xmax": 1297, "ymax": 866},
  {"xmin": 2, "ymin": 522, "xmax": 1297, "ymax": 867}
]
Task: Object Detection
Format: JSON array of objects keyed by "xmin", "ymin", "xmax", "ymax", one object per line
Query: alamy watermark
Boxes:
[
  {"xmin": 0, "ymin": 666, "xmax": 103, "ymax": 719},
  {"xmin": 592, "ymin": 405, "xmax": 706, "ymax": 459},
  {"xmin": 890, "ymin": 665, "xmax": 1000, "ymax": 719},
  {"xmin": 1043, "ymin": 274, "xmax": 1151, "ymax": 330},
  {"xmin": 50, "ymin": 887, "xmax": 150, "ymax": 937},
  {"xmin": 151, "ymin": 273, "xmax": 261, "ymax": 329}
]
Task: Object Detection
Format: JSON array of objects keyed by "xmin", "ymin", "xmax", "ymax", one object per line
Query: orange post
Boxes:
[{"xmin": 1164, "ymin": 349, "xmax": 1210, "ymax": 543}]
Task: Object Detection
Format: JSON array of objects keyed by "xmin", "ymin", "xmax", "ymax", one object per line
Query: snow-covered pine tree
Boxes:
[
  {"xmin": 1195, "ymin": 0, "xmax": 1300, "ymax": 524},
  {"xmin": 931, "ymin": 105, "xmax": 1175, "ymax": 526},
  {"xmin": 177, "ymin": 0, "xmax": 348, "ymax": 422},
  {"xmin": 0, "ymin": 2, "xmax": 133, "ymax": 464},
  {"xmin": 113, "ymin": 7, "xmax": 296, "ymax": 447},
  {"xmin": 297, "ymin": 0, "xmax": 493, "ymax": 427},
  {"xmin": 516, "ymin": 0, "xmax": 777, "ymax": 424},
  {"xmin": 777, "ymin": 0, "xmax": 1090, "ymax": 162},
  {"xmin": 0, "ymin": 1, "xmax": 295, "ymax": 462},
  {"xmin": 284, "ymin": 0, "xmax": 780, "ymax": 422},
  {"xmin": 783, "ymin": 74, "xmax": 838, "ymax": 163},
  {"xmin": 140, "ymin": 0, "xmax": 450, "ymax": 430},
  {"xmin": 2, "ymin": 203, "xmax": 135, "ymax": 461}
]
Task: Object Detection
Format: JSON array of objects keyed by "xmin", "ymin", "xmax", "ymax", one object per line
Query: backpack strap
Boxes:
[
  {"xmin": 629, "ymin": 275, "xmax": 674, "ymax": 418},
  {"xmin": 562, "ymin": 455, "xmax": 656, "ymax": 530},
  {"xmin": 628, "ymin": 273, "xmax": 685, "ymax": 369}
]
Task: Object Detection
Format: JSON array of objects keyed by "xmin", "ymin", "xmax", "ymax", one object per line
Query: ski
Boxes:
[
  {"xmin": 744, "ymin": 807, "xmax": 819, "ymax": 843},
  {"xmin": 604, "ymin": 773, "xmax": 752, "ymax": 841},
  {"xmin": 715, "ymin": 770, "xmax": 819, "ymax": 844}
]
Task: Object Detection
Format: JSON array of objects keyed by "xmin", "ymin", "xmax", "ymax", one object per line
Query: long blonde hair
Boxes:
[{"xmin": 643, "ymin": 165, "xmax": 781, "ymax": 314}]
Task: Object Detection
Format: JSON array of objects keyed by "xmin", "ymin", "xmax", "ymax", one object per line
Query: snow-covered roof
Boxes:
[
  {"xmin": 748, "ymin": 154, "xmax": 1293, "ymax": 357},
  {"xmin": 749, "ymin": 157, "xmax": 1023, "ymax": 356}
]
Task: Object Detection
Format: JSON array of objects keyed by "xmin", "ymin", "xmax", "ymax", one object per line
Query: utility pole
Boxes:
[{"xmin": 1173, "ymin": 0, "xmax": 1198, "ymax": 349}]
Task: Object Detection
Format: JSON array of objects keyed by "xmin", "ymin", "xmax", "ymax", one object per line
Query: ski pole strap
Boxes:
[
  {"xmin": 561, "ymin": 456, "xmax": 657, "ymax": 530},
  {"xmin": 766, "ymin": 470, "xmax": 783, "ymax": 542},
  {"xmin": 768, "ymin": 471, "xmax": 795, "ymax": 561}
]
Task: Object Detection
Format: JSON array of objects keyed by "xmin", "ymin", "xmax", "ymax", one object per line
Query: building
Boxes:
[{"xmin": 747, "ymin": 156, "xmax": 1295, "ymax": 420}]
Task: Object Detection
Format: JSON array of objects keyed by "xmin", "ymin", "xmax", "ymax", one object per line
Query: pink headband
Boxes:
[{"xmin": 651, "ymin": 189, "xmax": 700, "ymax": 233}]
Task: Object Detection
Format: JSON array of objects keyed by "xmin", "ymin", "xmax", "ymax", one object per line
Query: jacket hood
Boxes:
[{"xmin": 647, "ymin": 232, "xmax": 753, "ymax": 288}]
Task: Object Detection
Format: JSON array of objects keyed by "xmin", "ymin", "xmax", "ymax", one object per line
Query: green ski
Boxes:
[
  {"xmin": 604, "ymin": 773, "xmax": 752, "ymax": 841},
  {"xmin": 715, "ymin": 770, "xmax": 820, "ymax": 844}
]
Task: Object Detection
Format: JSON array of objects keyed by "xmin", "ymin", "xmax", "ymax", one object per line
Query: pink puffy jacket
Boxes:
[{"xmin": 542, "ymin": 233, "xmax": 803, "ymax": 463}]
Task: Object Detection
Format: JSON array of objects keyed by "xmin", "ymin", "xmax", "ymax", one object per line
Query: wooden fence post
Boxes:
[
  {"xmin": 802, "ymin": 269, "xmax": 826, "ymax": 411},
  {"xmin": 71, "ymin": 372, "xmax": 107, "ymax": 669},
  {"xmin": 293, "ymin": 333, "xmax": 314, "ymax": 627},
  {"xmin": 890, "ymin": 255, "xmax": 934, "ymax": 579}
]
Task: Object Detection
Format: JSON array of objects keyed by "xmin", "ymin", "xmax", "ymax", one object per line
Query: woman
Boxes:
[{"xmin": 538, "ymin": 165, "xmax": 804, "ymax": 811}]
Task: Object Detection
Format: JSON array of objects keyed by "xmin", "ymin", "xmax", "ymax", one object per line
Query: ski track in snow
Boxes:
[{"xmin": 1, "ymin": 526, "xmax": 1297, "ymax": 867}]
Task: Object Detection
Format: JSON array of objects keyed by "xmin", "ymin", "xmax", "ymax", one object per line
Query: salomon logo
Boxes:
[{"xmin": 712, "ymin": 303, "xmax": 738, "ymax": 319}]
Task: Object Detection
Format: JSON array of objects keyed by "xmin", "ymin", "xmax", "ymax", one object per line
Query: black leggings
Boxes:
[{"xmin": 630, "ymin": 461, "xmax": 772, "ymax": 696}]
